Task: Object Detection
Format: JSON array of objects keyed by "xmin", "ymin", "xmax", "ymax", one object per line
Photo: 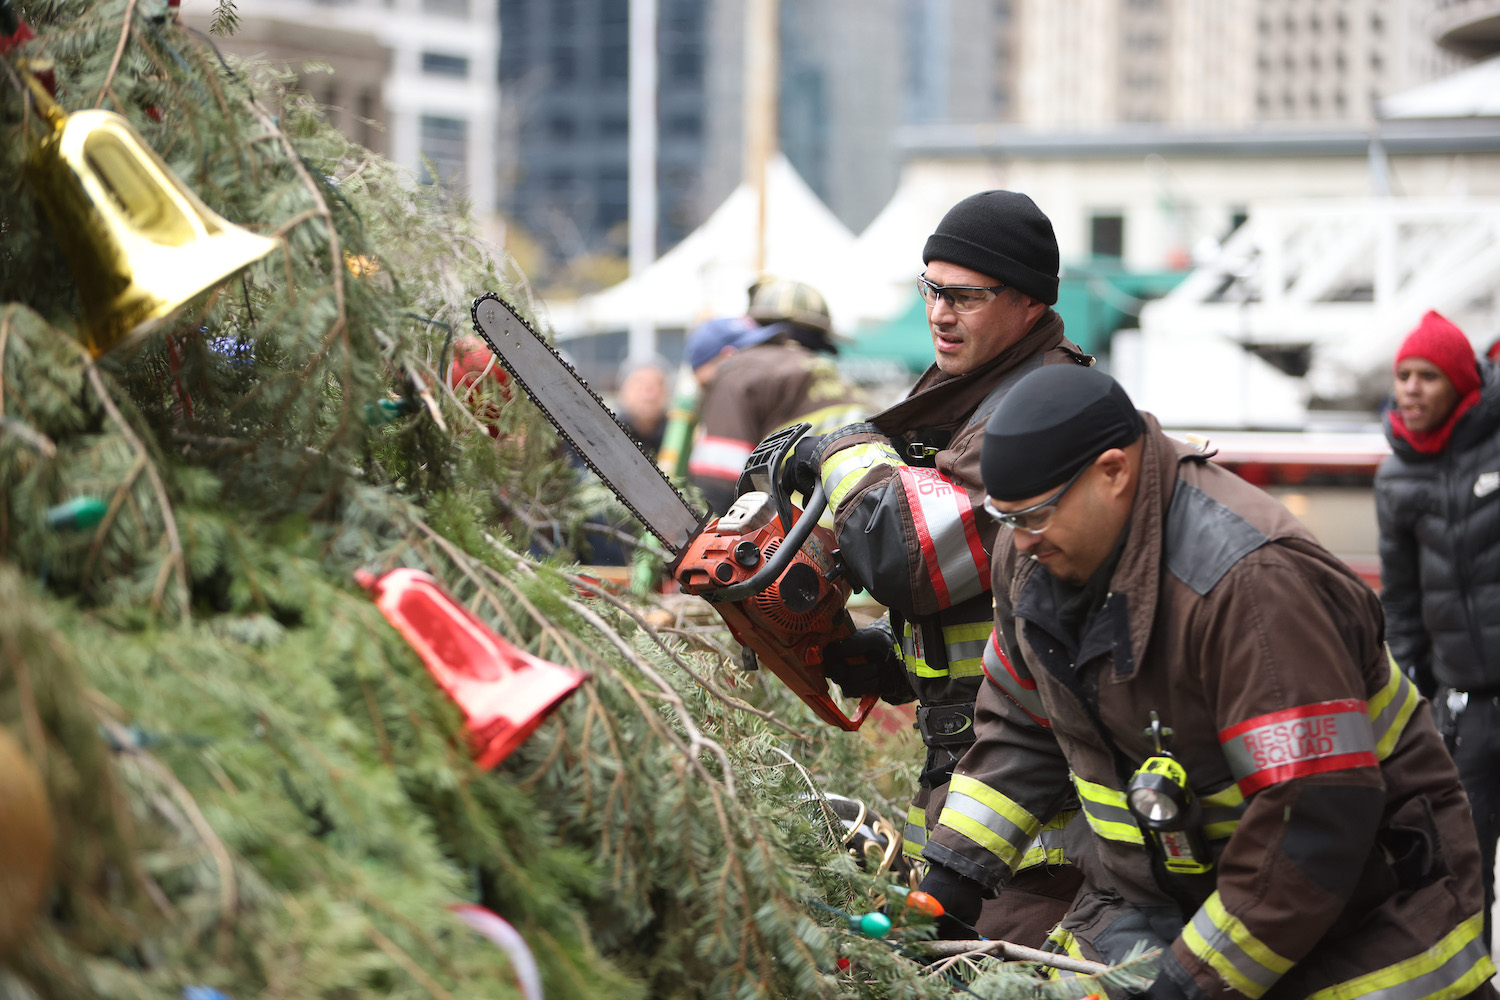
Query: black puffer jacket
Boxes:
[{"xmin": 1376, "ymin": 359, "xmax": 1500, "ymax": 695}]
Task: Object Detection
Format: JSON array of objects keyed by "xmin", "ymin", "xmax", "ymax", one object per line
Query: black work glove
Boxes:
[
  {"xmin": 822, "ymin": 620, "xmax": 905, "ymax": 700},
  {"xmin": 916, "ymin": 863, "xmax": 985, "ymax": 940},
  {"xmin": 1135, "ymin": 951, "xmax": 1195, "ymax": 1000},
  {"xmin": 779, "ymin": 422, "xmax": 885, "ymax": 500},
  {"xmin": 780, "ymin": 431, "xmax": 823, "ymax": 499}
]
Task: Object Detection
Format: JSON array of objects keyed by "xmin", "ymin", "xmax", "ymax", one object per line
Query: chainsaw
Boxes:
[{"xmin": 470, "ymin": 292, "xmax": 877, "ymax": 730}]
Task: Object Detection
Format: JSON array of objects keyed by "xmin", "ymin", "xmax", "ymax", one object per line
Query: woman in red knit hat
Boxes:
[{"xmin": 1375, "ymin": 308, "xmax": 1500, "ymax": 949}]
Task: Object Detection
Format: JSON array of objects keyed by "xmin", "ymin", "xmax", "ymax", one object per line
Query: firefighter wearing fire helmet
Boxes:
[
  {"xmin": 921, "ymin": 364, "xmax": 1493, "ymax": 999},
  {"xmin": 685, "ymin": 281, "xmax": 867, "ymax": 516}
]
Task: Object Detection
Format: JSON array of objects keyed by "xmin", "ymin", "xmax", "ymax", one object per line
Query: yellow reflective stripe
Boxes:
[
  {"xmin": 1072, "ymin": 773, "xmax": 1145, "ymax": 845},
  {"xmin": 821, "ymin": 441, "xmax": 900, "ymax": 509},
  {"xmin": 1183, "ymin": 892, "xmax": 1294, "ymax": 999},
  {"xmin": 1016, "ymin": 810, "xmax": 1075, "ymax": 870},
  {"xmin": 1307, "ymin": 911, "xmax": 1492, "ymax": 1000},
  {"xmin": 896, "ymin": 620, "xmax": 989, "ymax": 679},
  {"xmin": 902, "ymin": 804, "xmax": 928, "ymax": 858},
  {"xmin": 1369, "ymin": 648, "xmax": 1420, "ymax": 762},
  {"xmin": 936, "ymin": 774, "xmax": 1041, "ymax": 870},
  {"xmin": 1200, "ymin": 782, "xmax": 1246, "ymax": 841},
  {"xmin": 942, "ymin": 620, "xmax": 990, "ymax": 679},
  {"xmin": 1043, "ymin": 924, "xmax": 1085, "ymax": 980},
  {"xmin": 939, "ymin": 812, "xmax": 1025, "ymax": 869},
  {"xmin": 896, "ymin": 632, "xmax": 940, "ymax": 678},
  {"xmin": 777, "ymin": 404, "xmax": 867, "ymax": 438}
]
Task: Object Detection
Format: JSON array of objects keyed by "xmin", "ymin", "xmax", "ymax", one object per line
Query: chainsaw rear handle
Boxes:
[{"xmin": 710, "ymin": 480, "xmax": 828, "ymax": 603}]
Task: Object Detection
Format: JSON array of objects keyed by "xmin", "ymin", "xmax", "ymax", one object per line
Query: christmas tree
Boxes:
[{"xmin": 0, "ymin": 3, "xmax": 1152, "ymax": 997}]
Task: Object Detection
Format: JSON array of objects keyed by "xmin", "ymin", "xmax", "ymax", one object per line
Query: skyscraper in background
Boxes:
[
  {"xmin": 1015, "ymin": 0, "xmax": 1465, "ymax": 127},
  {"xmin": 498, "ymin": 0, "xmax": 708, "ymax": 265},
  {"xmin": 182, "ymin": 0, "xmax": 500, "ymax": 235},
  {"xmin": 194, "ymin": 0, "xmax": 1482, "ymax": 278},
  {"xmin": 501, "ymin": 0, "xmax": 976, "ymax": 269}
]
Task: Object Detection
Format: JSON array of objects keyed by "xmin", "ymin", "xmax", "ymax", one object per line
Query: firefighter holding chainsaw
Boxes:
[
  {"xmin": 782, "ymin": 191, "xmax": 1089, "ymax": 944},
  {"xmin": 924, "ymin": 364, "xmax": 1494, "ymax": 998}
]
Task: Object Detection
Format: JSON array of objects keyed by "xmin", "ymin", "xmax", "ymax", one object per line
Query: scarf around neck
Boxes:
[{"xmin": 1387, "ymin": 388, "xmax": 1482, "ymax": 455}]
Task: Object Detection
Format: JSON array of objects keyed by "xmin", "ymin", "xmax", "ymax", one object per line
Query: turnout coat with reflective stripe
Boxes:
[
  {"xmin": 927, "ymin": 420, "xmax": 1493, "ymax": 1000},
  {"xmin": 688, "ymin": 340, "xmax": 866, "ymax": 514},
  {"xmin": 815, "ymin": 311, "xmax": 1090, "ymax": 712}
]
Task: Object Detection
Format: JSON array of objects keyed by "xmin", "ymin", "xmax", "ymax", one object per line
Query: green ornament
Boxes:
[
  {"xmin": 363, "ymin": 397, "xmax": 420, "ymax": 425},
  {"xmin": 44, "ymin": 496, "xmax": 108, "ymax": 531}
]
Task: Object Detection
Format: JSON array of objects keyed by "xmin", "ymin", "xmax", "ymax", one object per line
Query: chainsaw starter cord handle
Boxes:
[{"xmin": 711, "ymin": 481, "xmax": 830, "ymax": 602}]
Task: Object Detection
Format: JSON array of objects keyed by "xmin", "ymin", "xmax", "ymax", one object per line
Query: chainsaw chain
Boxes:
[{"xmin": 469, "ymin": 291, "xmax": 696, "ymax": 548}]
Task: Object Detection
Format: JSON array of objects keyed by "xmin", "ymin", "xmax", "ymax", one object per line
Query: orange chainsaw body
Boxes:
[{"xmin": 673, "ymin": 490, "xmax": 877, "ymax": 730}]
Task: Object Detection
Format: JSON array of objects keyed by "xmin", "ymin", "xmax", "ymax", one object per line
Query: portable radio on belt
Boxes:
[{"xmin": 1126, "ymin": 711, "xmax": 1214, "ymax": 876}]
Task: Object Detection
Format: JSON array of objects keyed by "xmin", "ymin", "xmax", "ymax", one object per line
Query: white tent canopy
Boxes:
[
  {"xmin": 1379, "ymin": 54, "xmax": 1500, "ymax": 118},
  {"xmin": 548, "ymin": 155, "xmax": 890, "ymax": 340}
]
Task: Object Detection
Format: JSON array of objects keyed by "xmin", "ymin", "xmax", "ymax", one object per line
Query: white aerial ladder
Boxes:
[{"xmin": 1116, "ymin": 199, "xmax": 1500, "ymax": 429}]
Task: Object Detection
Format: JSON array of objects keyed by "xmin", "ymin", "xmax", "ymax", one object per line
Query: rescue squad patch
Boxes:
[{"xmin": 1218, "ymin": 700, "xmax": 1378, "ymax": 795}]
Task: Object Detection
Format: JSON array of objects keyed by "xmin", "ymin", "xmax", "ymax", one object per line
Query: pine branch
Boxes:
[
  {"xmin": 208, "ymin": 1, "xmax": 241, "ymax": 37},
  {"xmin": 93, "ymin": 0, "xmax": 137, "ymax": 108}
]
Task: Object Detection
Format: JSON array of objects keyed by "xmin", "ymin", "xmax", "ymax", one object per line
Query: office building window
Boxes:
[
  {"xmin": 421, "ymin": 0, "xmax": 468, "ymax": 16},
  {"xmin": 597, "ymin": 166, "xmax": 628, "ymax": 232},
  {"xmin": 419, "ymin": 115, "xmax": 467, "ymax": 185},
  {"xmin": 602, "ymin": 42, "xmax": 628, "ymax": 81},
  {"xmin": 421, "ymin": 52, "xmax": 470, "ymax": 77},
  {"xmin": 664, "ymin": 112, "xmax": 701, "ymax": 137},
  {"xmin": 1090, "ymin": 214, "xmax": 1124, "ymax": 258},
  {"xmin": 551, "ymin": 46, "xmax": 577, "ymax": 84},
  {"xmin": 670, "ymin": 47, "xmax": 702, "ymax": 83}
]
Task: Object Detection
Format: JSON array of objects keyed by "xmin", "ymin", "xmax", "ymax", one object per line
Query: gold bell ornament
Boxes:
[{"xmin": 21, "ymin": 70, "xmax": 278, "ymax": 355}]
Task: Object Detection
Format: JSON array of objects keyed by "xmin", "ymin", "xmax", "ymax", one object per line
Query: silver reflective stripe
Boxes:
[
  {"xmin": 1219, "ymin": 701, "xmax": 1376, "ymax": 795},
  {"xmin": 942, "ymin": 789, "xmax": 1033, "ymax": 862},
  {"xmin": 1073, "ymin": 774, "xmax": 1145, "ymax": 845},
  {"xmin": 1184, "ymin": 896, "xmax": 1291, "ymax": 998},
  {"xmin": 981, "ymin": 631, "xmax": 1047, "ymax": 723},
  {"xmin": 896, "ymin": 466, "xmax": 987, "ymax": 605},
  {"xmin": 1368, "ymin": 655, "xmax": 1419, "ymax": 761},
  {"xmin": 946, "ymin": 628, "xmax": 989, "ymax": 677},
  {"xmin": 1305, "ymin": 912, "xmax": 1493, "ymax": 1000},
  {"xmin": 903, "ymin": 803, "xmax": 928, "ymax": 858}
]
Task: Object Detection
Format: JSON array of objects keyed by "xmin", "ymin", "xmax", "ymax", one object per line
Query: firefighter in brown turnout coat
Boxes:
[
  {"xmin": 920, "ymin": 363, "xmax": 1495, "ymax": 999},
  {"xmin": 782, "ymin": 191, "xmax": 1089, "ymax": 944},
  {"xmin": 685, "ymin": 282, "xmax": 867, "ymax": 516}
]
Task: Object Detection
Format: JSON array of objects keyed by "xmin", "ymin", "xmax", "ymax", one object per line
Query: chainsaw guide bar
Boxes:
[{"xmin": 469, "ymin": 292, "xmax": 703, "ymax": 552}]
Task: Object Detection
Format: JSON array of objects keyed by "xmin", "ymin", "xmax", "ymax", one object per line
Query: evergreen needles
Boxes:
[{"xmin": 2, "ymin": 4, "xmax": 1147, "ymax": 997}]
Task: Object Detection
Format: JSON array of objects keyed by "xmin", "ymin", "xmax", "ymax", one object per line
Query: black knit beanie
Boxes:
[
  {"xmin": 981, "ymin": 365, "xmax": 1144, "ymax": 502},
  {"xmin": 923, "ymin": 191, "xmax": 1060, "ymax": 305}
]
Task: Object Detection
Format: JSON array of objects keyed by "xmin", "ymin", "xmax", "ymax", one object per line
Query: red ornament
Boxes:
[
  {"xmin": 448, "ymin": 336, "xmax": 512, "ymax": 437},
  {"xmin": 835, "ymin": 957, "xmax": 851, "ymax": 973},
  {"xmin": 357, "ymin": 568, "xmax": 588, "ymax": 768},
  {"xmin": 902, "ymin": 890, "xmax": 944, "ymax": 918}
]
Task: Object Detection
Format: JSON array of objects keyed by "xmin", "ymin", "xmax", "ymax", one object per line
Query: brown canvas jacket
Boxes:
[
  {"xmin": 927, "ymin": 419, "xmax": 1491, "ymax": 999},
  {"xmin": 687, "ymin": 340, "xmax": 866, "ymax": 514}
]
